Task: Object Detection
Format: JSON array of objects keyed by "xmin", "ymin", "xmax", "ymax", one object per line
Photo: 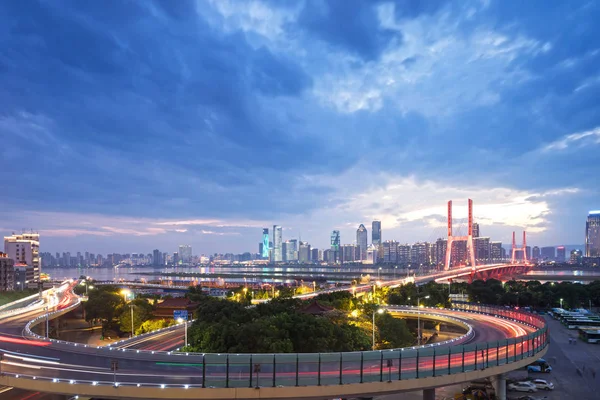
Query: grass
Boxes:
[{"xmin": 0, "ymin": 290, "xmax": 37, "ymax": 307}]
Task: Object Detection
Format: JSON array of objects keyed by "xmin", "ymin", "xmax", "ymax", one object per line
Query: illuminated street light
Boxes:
[
  {"xmin": 417, "ymin": 295, "xmax": 430, "ymax": 345},
  {"xmin": 372, "ymin": 308, "xmax": 384, "ymax": 350},
  {"xmin": 177, "ymin": 317, "xmax": 188, "ymax": 347},
  {"xmin": 560, "ymin": 298, "xmax": 563, "ymax": 308},
  {"xmin": 120, "ymin": 289, "xmax": 131, "ymax": 303}
]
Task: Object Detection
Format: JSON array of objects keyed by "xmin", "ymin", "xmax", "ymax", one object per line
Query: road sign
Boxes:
[{"xmin": 173, "ymin": 310, "xmax": 188, "ymax": 320}]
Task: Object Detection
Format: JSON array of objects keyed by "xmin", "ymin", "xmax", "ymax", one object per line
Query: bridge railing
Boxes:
[{"xmin": 18, "ymin": 303, "xmax": 548, "ymax": 389}]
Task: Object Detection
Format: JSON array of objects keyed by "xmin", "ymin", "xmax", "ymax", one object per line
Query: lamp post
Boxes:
[
  {"xmin": 45, "ymin": 306, "xmax": 49, "ymax": 339},
  {"xmin": 378, "ymin": 267, "xmax": 382, "ymax": 280},
  {"xmin": 130, "ymin": 304, "xmax": 134, "ymax": 338},
  {"xmin": 417, "ymin": 295, "xmax": 430, "ymax": 346},
  {"xmin": 177, "ymin": 317, "xmax": 188, "ymax": 348},
  {"xmin": 313, "ymin": 281, "xmax": 316, "ymax": 292},
  {"xmin": 372, "ymin": 308, "xmax": 384, "ymax": 350},
  {"xmin": 394, "ymin": 266, "xmax": 397, "ymax": 280},
  {"xmin": 560, "ymin": 298, "xmax": 563, "ymax": 309}
]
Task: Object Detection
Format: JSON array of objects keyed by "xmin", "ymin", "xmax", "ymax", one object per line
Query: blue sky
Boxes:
[{"xmin": 1, "ymin": 0, "xmax": 599, "ymax": 254}]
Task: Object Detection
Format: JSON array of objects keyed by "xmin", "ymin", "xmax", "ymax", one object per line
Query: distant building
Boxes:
[
  {"xmin": 556, "ymin": 246, "xmax": 566, "ymax": 263},
  {"xmin": 372, "ymin": 221, "xmax": 381, "ymax": 247},
  {"xmin": 356, "ymin": 224, "xmax": 368, "ymax": 261},
  {"xmin": 435, "ymin": 238, "xmax": 447, "ymax": 266},
  {"xmin": 152, "ymin": 249, "xmax": 162, "ymax": 266},
  {"xmin": 474, "ymin": 237, "xmax": 491, "ymax": 264},
  {"xmin": 178, "ymin": 245, "xmax": 192, "ymax": 264},
  {"xmin": 284, "ymin": 239, "xmax": 298, "ymax": 262},
  {"xmin": 410, "ymin": 242, "xmax": 428, "ymax": 264},
  {"xmin": 383, "ymin": 240, "xmax": 398, "ymax": 263},
  {"xmin": 311, "ymin": 248, "xmax": 320, "ymax": 262},
  {"xmin": 490, "ymin": 242, "xmax": 503, "ymax": 262},
  {"xmin": 398, "ymin": 244, "xmax": 410, "ymax": 263},
  {"xmin": 540, "ymin": 246, "xmax": 555, "ymax": 261},
  {"xmin": 299, "ymin": 242, "xmax": 311, "ymax": 263},
  {"xmin": 0, "ymin": 252, "xmax": 14, "ymax": 291},
  {"xmin": 366, "ymin": 245, "xmax": 378, "ymax": 264},
  {"xmin": 532, "ymin": 246, "xmax": 540, "ymax": 260},
  {"xmin": 273, "ymin": 225, "xmax": 283, "ymax": 262},
  {"xmin": 342, "ymin": 244, "xmax": 359, "ymax": 263},
  {"xmin": 330, "ymin": 230, "xmax": 340, "ymax": 264},
  {"xmin": 4, "ymin": 232, "xmax": 40, "ymax": 286},
  {"xmin": 586, "ymin": 211, "xmax": 600, "ymax": 257},
  {"xmin": 570, "ymin": 249, "xmax": 583, "ymax": 264},
  {"xmin": 261, "ymin": 228, "xmax": 270, "ymax": 258},
  {"xmin": 472, "ymin": 223, "xmax": 480, "ymax": 238}
]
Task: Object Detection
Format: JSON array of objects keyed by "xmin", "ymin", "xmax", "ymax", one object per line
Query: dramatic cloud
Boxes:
[{"xmin": 1, "ymin": 0, "xmax": 599, "ymax": 253}]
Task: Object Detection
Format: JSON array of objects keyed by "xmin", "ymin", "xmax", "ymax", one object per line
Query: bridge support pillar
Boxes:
[
  {"xmin": 423, "ymin": 388, "xmax": 435, "ymax": 400},
  {"xmin": 494, "ymin": 373, "xmax": 506, "ymax": 400}
]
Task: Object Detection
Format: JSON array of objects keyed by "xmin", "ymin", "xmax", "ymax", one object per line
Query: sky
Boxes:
[{"xmin": 1, "ymin": 0, "xmax": 599, "ymax": 255}]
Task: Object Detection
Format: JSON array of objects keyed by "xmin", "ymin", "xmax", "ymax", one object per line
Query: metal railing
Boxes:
[{"xmin": 12, "ymin": 303, "xmax": 548, "ymax": 390}]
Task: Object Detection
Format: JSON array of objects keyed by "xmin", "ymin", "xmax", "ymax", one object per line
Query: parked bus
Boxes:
[{"xmin": 579, "ymin": 328, "xmax": 600, "ymax": 344}]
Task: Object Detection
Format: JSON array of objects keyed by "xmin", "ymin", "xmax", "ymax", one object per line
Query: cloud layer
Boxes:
[{"xmin": 1, "ymin": 0, "xmax": 599, "ymax": 253}]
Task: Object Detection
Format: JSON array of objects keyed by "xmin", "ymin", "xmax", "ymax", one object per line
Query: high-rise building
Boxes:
[
  {"xmin": 261, "ymin": 228, "xmax": 270, "ymax": 258},
  {"xmin": 299, "ymin": 242, "xmax": 311, "ymax": 263},
  {"xmin": 570, "ymin": 249, "xmax": 583, "ymax": 264},
  {"xmin": 356, "ymin": 224, "xmax": 368, "ymax": 261},
  {"xmin": 284, "ymin": 239, "xmax": 298, "ymax": 262},
  {"xmin": 383, "ymin": 240, "xmax": 398, "ymax": 263},
  {"xmin": 556, "ymin": 246, "xmax": 566, "ymax": 263},
  {"xmin": 0, "ymin": 252, "xmax": 14, "ymax": 291},
  {"xmin": 398, "ymin": 244, "xmax": 410, "ymax": 263},
  {"xmin": 532, "ymin": 246, "xmax": 540, "ymax": 260},
  {"xmin": 273, "ymin": 225, "xmax": 283, "ymax": 262},
  {"xmin": 330, "ymin": 230, "xmax": 341, "ymax": 264},
  {"xmin": 474, "ymin": 237, "xmax": 491, "ymax": 264},
  {"xmin": 152, "ymin": 249, "xmax": 162, "ymax": 265},
  {"xmin": 178, "ymin": 245, "xmax": 192, "ymax": 264},
  {"xmin": 586, "ymin": 211, "xmax": 600, "ymax": 257},
  {"xmin": 311, "ymin": 248, "xmax": 320, "ymax": 262},
  {"xmin": 472, "ymin": 223, "xmax": 480, "ymax": 238},
  {"xmin": 490, "ymin": 241, "xmax": 503, "ymax": 262},
  {"xmin": 4, "ymin": 232, "xmax": 40, "ymax": 285},
  {"xmin": 410, "ymin": 242, "xmax": 428, "ymax": 264},
  {"xmin": 372, "ymin": 221, "xmax": 381, "ymax": 246},
  {"xmin": 342, "ymin": 244, "xmax": 359, "ymax": 263},
  {"xmin": 435, "ymin": 238, "xmax": 447, "ymax": 266},
  {"xmin": 366, "ymin": 245, "xmax": 378, "ymax": 264},
  {"xmin": 540, "ymin": 246, "xmax": 555, "ymax": 261}
]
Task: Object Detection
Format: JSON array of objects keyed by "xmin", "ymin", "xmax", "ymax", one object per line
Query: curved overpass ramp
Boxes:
[{"xmin": 0, "ymin": 289, "xmax": 548, "ymax": 400}]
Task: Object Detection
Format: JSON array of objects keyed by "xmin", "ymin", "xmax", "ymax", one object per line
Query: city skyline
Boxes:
[{"xmin": 1, "ymin": 1, "xmax": 599, "ymax": 254}]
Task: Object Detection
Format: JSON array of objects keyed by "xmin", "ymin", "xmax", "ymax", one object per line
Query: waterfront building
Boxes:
[
  {"xmin": 532, "ymin": 246, "xmax": 540, "ymax": 260},
  {"xmin": 540, "ymin": 246, "xmax": 555, "ymax": 261},
  {"xmin": 490, "ymin": 241, "xmax": 503, "ymax": 262},
  {"xmin": 299, "ymin": 242, "xmax": 311, "ymax": 263},
  {"xmin": 261, "ymin": 228, "xmax": 270, "ymax": 258},
  {"xmin": 383, "ymin": 240, "xmax": 398, "ymax": 263},
  {"xmin": 366, "ymin": 245, "xmax": 378, "ymax": 264},
  {"xmin": 435, "ymin": 238, "xmax": 447, "ymax": 266},
  {"xmin": 342, "ymin": 244, "xmax": 359, "ymax": 263},
  {"xmin": 410, "ymin": 242, "xmax": 427, "ymax": 264},
  {"xmin": 372, "ymin": 221, "xmax": 381, "ymax": 247},
  {"xmin": 586, "ymin": 211, "xmax": 600, "ymax": 257},
  {"xmin": 0, "ymin": 252, "xmax": 14, "ymax": 291},
  {"xmin": 330, "ymin": 230, "xmax": 340, "ymax": 264},
  {"xmin": 283, "ymin": 239, "xmax": 298, "ymax": 262},
  {"xmin": 311, "ymin": 248, "xmax": 320, "ymax": 262},
  {"xmin": 152, "ymin": 249, "xmax": 162, "ymax": 266},
  {"xmin": 356, "ymin": 224, "xmax": 368, "ymax": 261},
  {"xmin": 472, "ymin": 223, "xmax": 480, "ymax": 238},
  {"xmin": 570, "ymin": 249, "xmax": 583, "ymax": 264},
  {"xmin": 178, "ymin": 245, "xmax": 192, "ymax": 264},
  {"xmin": 397, "ymin": 244, "xmax": 410, "ymax": 263},
  {"xmin": 273, "ymin": 225, "xmax": 283, "ymax": 262},
  {"xmin": 4, "ymin": 232, "xmax": 40, "ymax": 285},
  {"xmin": 556, "ymin": 246, "xmax": 566, "ymax": 263},
  {"xmin": 474, "ymin": 237, "xmax": 491, "ymax": 264}
]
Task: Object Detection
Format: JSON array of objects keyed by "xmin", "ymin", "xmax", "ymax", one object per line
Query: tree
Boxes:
[
  {"xmin": 118, "ymin": 298, "xmax": 154, "ymax": 334},
  {"xmin": 376, "ymin": 313, "xmax": 414, "ymax": 349},
  {"xmin": 84, "ymin": 288, "xmax": 123, "ymax": 334}
]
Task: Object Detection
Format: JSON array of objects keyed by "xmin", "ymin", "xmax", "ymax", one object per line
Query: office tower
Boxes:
[
  {"xmin": 261, "ymin": 228, "xmax": 270, "ymax": 258},
  {"xmin": 532, "ymin": 246, "xmax": 540, "ymax": 260},
  {"xmin": 356, "ymin": 224, "xmax": 368, "ymax": 260},
  {"xmin": 410, "ymin": 242, "xmax": 427, "ymax": 264},
  {"xmin": 472, "ymin": 223, "xmax": 480, "ymax": 238},
  {"xmin": 311, "ymin": 248, "xmax": 319, "ymax": 262},
  {"xmin": 586, "ymin": 211, "xmax": 600, "ymax": 257},
  {"xmin": 173, "ymin": 252, "xmax": 179, "ymax": 265},
  {"xmin": 0, "ymin": 252, "xmax": 14, "ymax": 291},
  {"xmin": 4, "ymin": 232, "xmax": 40, "ymax": 284},
  {"xmin": 372, "ymin": 221, "xmax": 381, "ymax": 247},
  {"xmin": 435, "ymin": 238, "xmax": 447, "ymax": 265},
  {"xmin": 570, "ymin": 249, "xmax": 583, "ymax": 264},
  {"xmin": 299, "ymin": 242, "xmax": 311, "ymax": 263},
  {"xmin": 330, "ymin": 230, "xmax": 341, "ymax": 263},
  {"xmin": 178, "ymin": 245, "xmax": 192, "ymax": 263},
  {"xmin": 490, "ymin": 242, "xmax": 503, "ymax": 262},
  {"xmin": 342, "ymin": 244, "xmax": 358, "ymax": 263},
  {"xmin": 474, "ymin": 237, "xmax": 491, "ymax": 264},
  {"xmin": 323, "ymin": 249, "xmax": 332, "ymax": 263},
  {"xmin": 152, "ymin": 249, "xmax": 162, "ymax": 265},
  {"xmin": 366, "ymin": 245, "xmax": 378, "ymax": 264},
  {"xmin": 540, "ymin": 246, "xmax": 555, "ymax": 261},
  {"xmin": 556, "ymin": 246, "xmax": 566, "ymax": 263},
  {"xmin": 272, "ymin": 225, "xmax": 283, "ymax": 262}
]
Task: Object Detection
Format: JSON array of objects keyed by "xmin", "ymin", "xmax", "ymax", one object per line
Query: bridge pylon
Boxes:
[
  {"xmin": 444, "ymin": 199, "xmax": 476, "ymax": 271},
  {"xmin": 511, "ymin": 231, "xmax": 528, "ymax": 264}
]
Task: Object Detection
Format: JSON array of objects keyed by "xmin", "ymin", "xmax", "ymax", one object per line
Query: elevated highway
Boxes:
[{"xmin": 0, "ymin": 282, "xmax": 548, "ymax": 400}]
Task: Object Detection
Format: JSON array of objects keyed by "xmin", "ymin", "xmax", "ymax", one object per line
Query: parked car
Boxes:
[
  {"xmin": 508, "ymin": 381, "xmax": 538, "ymax": 393},
  {"xmin": 531, "ymin": 379, "xmax": 554, "ymax": 390},
  {"xmin": 527, "ymin": 359, "xmax": 552, "ymax": 373}
]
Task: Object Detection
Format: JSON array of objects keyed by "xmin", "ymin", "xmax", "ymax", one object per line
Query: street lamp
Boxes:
[
  {"xmin": 372, "ymin": 308, "xmax": 384, "ymax": 350},
  {"xmin": 177, "ymin": 317, "xmax": 188, "ymax": 348},
  {"xmin": 378, "ymin": 267, "xmax": 382, "ymax": 280},
  {"xmin": 560, "ymin": 298, "xmax": 563, "ymax": 308},
  {"xmin": 417, "ymin": 295, "xmax": 430, "ymax": 346},
  {"xmin": 129, "ymin": 304, "xmax": 134, "ymax": 338},
  {"xmin": 120, "ymin": 289, "xmax": 131, "ymax": 302},
  {"xmin": 45, "ymin": 306, "xmax": 49, "ymax": 339},
  {"xmin": 313, "ymin": 281, "xmax": 316, "ymax": 292}
]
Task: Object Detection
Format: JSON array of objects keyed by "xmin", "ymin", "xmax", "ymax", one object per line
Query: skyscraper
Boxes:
[
  {"xmin": 330, "ymin": 230, "xmax": 340, "ymax": 264},
  {"xmin": 4, "ymin": 232, "xmax": 40, "ymax": 285},
  {"xmin": 178, "ymin": 245, "xmax": 192, "ymax": 263},
  {"xmin": 299, "ymin": 242, "xmax": 311, "ymax": 263},
  {"xmin": 472, "ymin": 223, "xmax": 480, "ymax": 238},
  {"xmin": 356, "ymin": 224, "xmax": 368, "ymax": 260},
  {"xmin": 273, "ymin": 225, "xmax": 283, "ymax": 262},
  {"xmin": 261, "ymin": 228, "xmax": 270, "ymax": 258},
  {"xmin": 556, "ymin": 246, "xmax": 566, "ymax": 263},
  {"xmin": 541, "ymin": 246, "xmax": 555, "ymax": 260},
  {"xmin": 586, "ymin": 211, "xmax": 600, "ymax": 257},
  {"xmin": 372, "ymin": 221, "xmax": 381, "ymax": 246},
  {"xmin": 152, "ymin": 249, "xmax": 162, "ymax": 265}
]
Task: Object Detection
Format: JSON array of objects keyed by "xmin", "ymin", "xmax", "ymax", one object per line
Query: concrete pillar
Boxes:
[
  {"xmin": 494, "ymin": 373, "xmax": 506, "ymax": 400},
  {"xmin": 423, "ymin": 388, "xmax": 435, "ymax": 400}
]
